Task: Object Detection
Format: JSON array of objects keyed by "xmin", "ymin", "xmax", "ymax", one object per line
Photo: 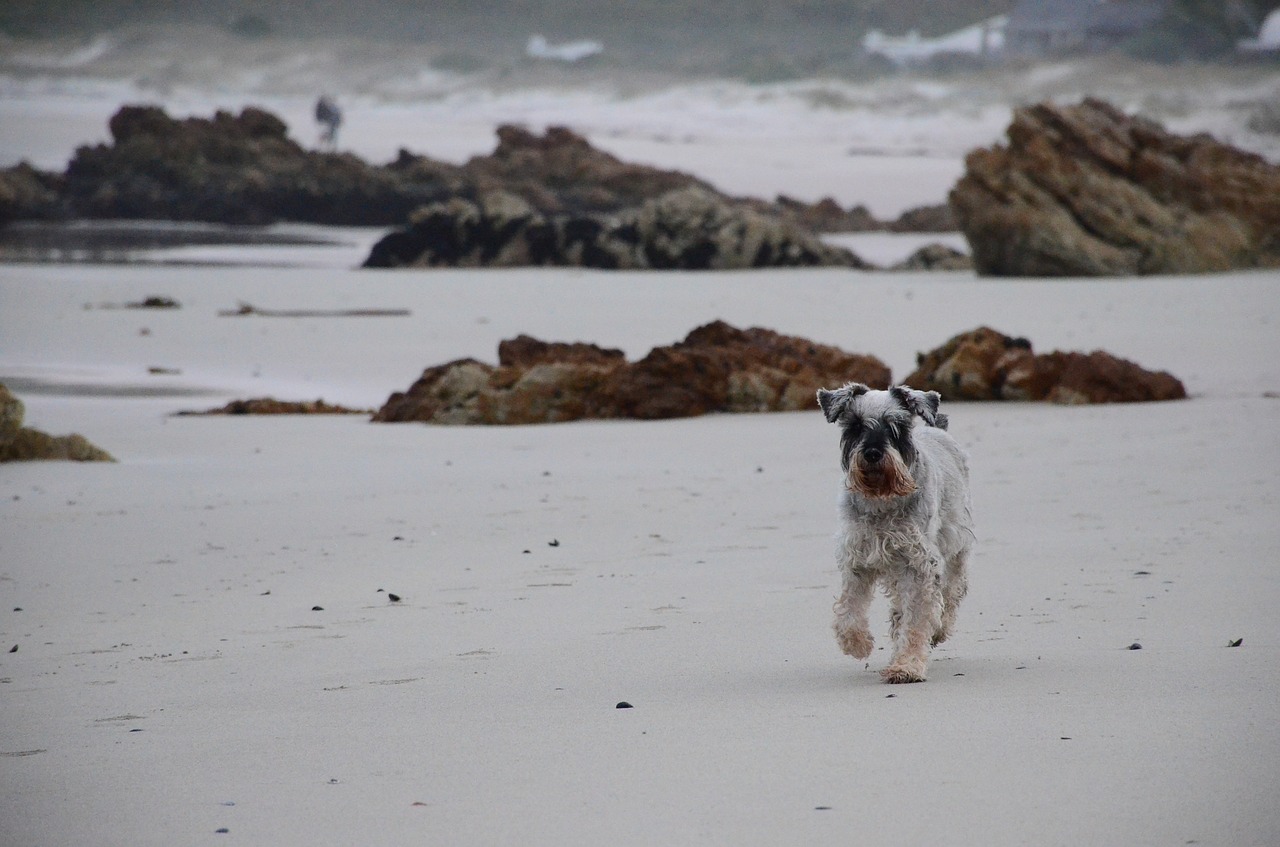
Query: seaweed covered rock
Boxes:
[
  {"xmin": 373, "ymin": 321, "xmax": 890, "ymax": 424},
  {"xmin": 951, "ymin": 98, "xmax": 1280, "ymax": 276},
  {"xmin": 904, "ymin": 328, "xmax": 1187, "ymax": 404},
  {"xmin": 175, "ymin": 398, "xmax": 371, "ymax": 415},
  {"xmin": 0, "ymin": 382, "xmax": 116, "ymax": 462},
  {"xmin": 364, "ymin": 187, "xmax": 867, "ymax": 269}
]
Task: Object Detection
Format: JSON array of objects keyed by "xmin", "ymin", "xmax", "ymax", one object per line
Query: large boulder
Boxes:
[
  {"xmin": 364, "ymin": 187, "xmax": 867, "ymax": 269},
  {"xmin": 373, "ymin": 321, "xmax": 890, "ymax": 424},
  {"xmin": 904, "ymin": 328, "xmax": 1187, "ymax": 404},
  {"xmin": 950, "ymin": 98, "xmax": 1280, "ymax": 276}
]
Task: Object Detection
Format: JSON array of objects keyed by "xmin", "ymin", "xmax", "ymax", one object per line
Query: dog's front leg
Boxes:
[
  {"xmin": 833, "ymin": 567, "xmax": 877, "ymax": 660},
  {"xmin": 882, "ymin": 562, "xmax": 943, "ymax": 684}
]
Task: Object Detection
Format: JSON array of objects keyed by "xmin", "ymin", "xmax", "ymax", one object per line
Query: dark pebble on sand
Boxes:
[
  {"xmin": 215, "ymin": 828, "xmax": 229, "ymax": 834},
  {"xmin": 814, "ymin": 806, "xmax": 831, "ymax": 810},
  {"xmin": 312, "ymin": 606, "xmax": 324, "ymax": 611},
  {"xmin": 8, "ymin": 644, "xmax": 16, "ymax": 653},
  {"xmin": 388, "ymin": 593, "xmax": 401, "ymax": 603},
  {"xmin": 1128, "ymin": 642, "xmax": 1142, "ymax": 650},
  {"xmin": 615, "ymin": 701, "xmax": 633, "ymax": 709},
  {"xmin": 548, "ymin": 539, "xmax": 560, "ymax": 547},
  {"xmin": 1228, "ymin": 638, "xmax": 1243, "ymax": 647}
]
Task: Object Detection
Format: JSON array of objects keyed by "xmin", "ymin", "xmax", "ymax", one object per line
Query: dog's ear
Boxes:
[
  {"xmin": 817, "ymin": 383, "xmax": 868, "ymax": 423},
  {"xmin": 892, "ymin": 386, "xmax": 948, "ymax": 430}
]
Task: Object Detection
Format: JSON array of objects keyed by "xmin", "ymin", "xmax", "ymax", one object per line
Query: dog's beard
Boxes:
[{"xmin": 848, "ymin": 449, "xmax": 917, "ymax": 499}]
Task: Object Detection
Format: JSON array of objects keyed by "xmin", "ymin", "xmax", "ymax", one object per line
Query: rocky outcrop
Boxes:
[
  {"xmin": 60, "ymin": 106, "xmax": 456, "ymax": 225},
  {"xmin": 5, "ymin": 106, "xmax": 963, "ymax": 252},
  {"xmin": 769, "ymin": 197, "xmax": 956, "ymax": 233},
  {"xmin": 0, "ymin": 383, "xmax": 116, "ymax": 462},
  {"xmin": 174, "ymin": 398, "xmax": 372, "ymax": 415},
  {"xmin": 904, "ymin": 327, "xmax": 1187, "ymax": 404},
  {"xmin": 364, "ymin": 187, "xmax": 867, "ymax": 269},
  {"xmin": 373, "ymin": 321, "xmax": 890, "ymax": 424},
  {"xmin": 0, "ymin": 163, "xmax": 62, "ymax": 225},
  {"xmin": 442, "ymin": 124, "xmax": 709, "ymax": 216},
  {"xmin": 891, "ymin": 243, "xmax": 973, "ymax": 271},
  {"xmin": 951, "ymin": 98, "xmax": 1280, "ymax": 276}
]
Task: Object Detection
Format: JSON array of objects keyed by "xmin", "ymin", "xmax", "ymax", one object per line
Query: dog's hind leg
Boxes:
[
  {"xmin": 933, "ymin": 549, "xmax": 970, "ymax": 647},
  {"xmin": 882, "ymin": 564, "xmax": 943, "ymax": 683},
  {"xmin": 833, "ymin": 568, "xmax": 877, "ymax": 660}
]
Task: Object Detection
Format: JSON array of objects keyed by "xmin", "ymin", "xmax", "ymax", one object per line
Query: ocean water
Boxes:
[{"xmin": 3, "ymin": 28, "xmax": 1278, "ymax": 218}]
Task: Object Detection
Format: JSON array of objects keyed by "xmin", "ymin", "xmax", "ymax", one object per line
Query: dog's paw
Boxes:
[
  {"xmin": 881, "ymin": 660, "xmax": 927, "ymax": 684},
  {"xmin": 930, "ymin": 628, "xmax": 950, "ymax": 647},
  {"xmin": 835, "ymin": 625, "xmax": 875, "ymax": 659}
]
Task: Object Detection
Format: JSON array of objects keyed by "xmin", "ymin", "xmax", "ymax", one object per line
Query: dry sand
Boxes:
[{"xmin": 2, "ymin": 260, "xmax": 1279, "ymax": 846}]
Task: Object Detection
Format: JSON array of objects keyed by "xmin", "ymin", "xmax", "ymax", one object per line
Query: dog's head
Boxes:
[{"xmin": 816, "ymin": 383, "xmax": 947, "ymax": 499}]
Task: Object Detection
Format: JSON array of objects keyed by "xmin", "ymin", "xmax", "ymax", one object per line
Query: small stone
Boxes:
[
  {"xmin": 388, "ymin": 593, "xmax": 402, "ymax": 603},
  {"xmin": 1128, "ymin": 642, "xmax": 1142, "ymax": 650},
  {"xmin": 615, "ymin": 701, "xmax": 633, "ymax": 709},
  {"xmin": 215, "ymin": 828, "xmax": 229, "ymax": 834},
  {"xmin": 8, "ymin": 644, "xmax": 16, "ymax": 653},
  {"xmin": 311, "ymin": 606, "xmax": 324, "ymax": 611},
  {"xmin": 1228, "ymin": 638, "xmax": 1243, "ymax": 648},
  {"xmin": 548, "ymin": 539, "xmax": 560, "ymax": 547}
]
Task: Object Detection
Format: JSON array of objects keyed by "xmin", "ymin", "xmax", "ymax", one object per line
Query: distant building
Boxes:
[
  {"xmin": 862, "ymin": 16, "xmax": 1007, "ymax": 66},
  {"xmin": 1004, "ymin": 0, "xmax": 1170, "ymax": 57}
]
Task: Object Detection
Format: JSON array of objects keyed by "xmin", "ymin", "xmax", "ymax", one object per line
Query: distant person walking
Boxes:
[{"xmin": 315, "ymin": 95, "xmax": 342, "ymax": 150}]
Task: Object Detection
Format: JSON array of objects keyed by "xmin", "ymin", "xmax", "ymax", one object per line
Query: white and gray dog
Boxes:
[{"xmin": 817, "ymin": 383, "xmax": 973, "ymax": 683}]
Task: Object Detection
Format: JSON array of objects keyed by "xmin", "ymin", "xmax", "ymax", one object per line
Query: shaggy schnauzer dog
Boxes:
[{"xmin": 817, "ymin": 383, "xmax": 973, "ymax": 683}]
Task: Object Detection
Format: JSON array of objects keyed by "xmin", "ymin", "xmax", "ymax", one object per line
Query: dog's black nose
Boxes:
[{"xmin": 862, "ymin": 446, "xmax": 884, "ymax": 464}]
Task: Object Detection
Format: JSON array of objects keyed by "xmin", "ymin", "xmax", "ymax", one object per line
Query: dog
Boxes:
[{"xmin": 817, "ymin": 383, "xmax": 973, "ymax": 683}]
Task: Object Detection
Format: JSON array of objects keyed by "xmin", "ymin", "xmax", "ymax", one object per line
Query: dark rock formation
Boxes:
[
  {"xmin": 3, "ymin": 106, "xmax": 961, "ymax": 253},
  {"xmin": 891, "ymin": 243, "xmax": 973, "ymax": 271},
  {"xmin": 904, "ymin": 327, "xmax": 1187, "ymax": 404},
  {"xmin": 174, "ymin": 398, "xmax": 372, "ymax": 415},
  {"xmin": 768, "ymin": 197, "xmax": 956, "ymax": 233},
  {"xmin": 0, "ymin": 383, "xmax": 116, "ymax": 462},
  {"xmin": 60, "ymin": 105, "xmax": 454, "ymax": 225},
  {"xmin": 888, "ymin": 203, "xmax": 957, "ymax": 233},
  {"xmin": 951, "ymin": 98, "xmax": 1280, "ymax": 277},
  {"xmin": 364, "ymin": 187, "xmax": 867, "ymax": 270},
  {"xmin": 0, "ymin": 163, "xmax": 62, "ymax": 225},
  {"xmin": 373, "ymin": 320, "xmax": 890, "ymax": 424},
  {"xmin": 450, "ymin": 124, "xmax": 710, "ymax": 216}
]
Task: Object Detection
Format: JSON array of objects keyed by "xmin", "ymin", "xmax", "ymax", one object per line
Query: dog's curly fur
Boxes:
[{"xmin": 818, "ymin": 383, "xmax": 973, "ymax": 683}]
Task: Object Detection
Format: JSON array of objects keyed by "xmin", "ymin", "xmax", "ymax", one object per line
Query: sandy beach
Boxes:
[
  {"xmin": 3, "ymin": 257, "xmax": 1279, "ymax": 846},
  {"xmin": 4, "ymin": 20, "xmax": 1280, "ymax": 843}
]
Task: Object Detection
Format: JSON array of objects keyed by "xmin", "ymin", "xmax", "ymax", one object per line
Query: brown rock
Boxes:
[
  {"xmin": 373, "ymin": 321, "xmax": 889, "ymax": 425},
  {"xmin": 0, "ymin": 429, "xmax": 115, "ymax": 462},
  {"xmin": 905, "ymin": 328, "xmax": 1186, "ymax": 404},
  {"xmin": 891, "ymin": 243, "xmax": 973, "ymax": 271},
  {"xmin": 1, "ymin": 383, "xmax": 25, "ymax": 448},
  {"xmin": 950, "ymin": 98, "xmax": 1280, "ymax": 276},
  {"xmin": 497, "ymin": 335, "xmax": 625, "ymax": 368},
  {"xmin": 889, "ymin": 203, "xmax": 957, "ymax": 233},
  {"xmin": 1044, "ymin": 351, "xmax": 1188, "ymax": 405},
  {"xmin": 0, "ymin": 382, "xmax": 115, "ymax": 462},
  {"xmin": 905, "ymin": 327, "xmax": 1032, "ymax": 400},
  {"xmin": 175, "ymin": 398, "xmax": 372, "ymax": 415}
]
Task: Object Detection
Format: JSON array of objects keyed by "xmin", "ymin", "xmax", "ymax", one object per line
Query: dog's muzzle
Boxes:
[{"xmin": 848, "ymin": 448, "xmax": 917, "ymax": 499}]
